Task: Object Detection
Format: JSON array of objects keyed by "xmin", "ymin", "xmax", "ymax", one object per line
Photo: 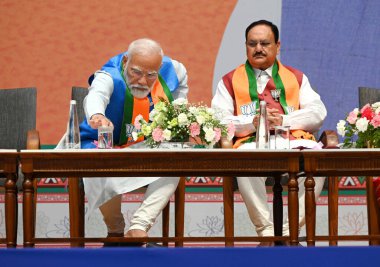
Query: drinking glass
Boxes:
[{"xmin": 98, "ymin": 125, "xmax": 114, "ymax": 149}]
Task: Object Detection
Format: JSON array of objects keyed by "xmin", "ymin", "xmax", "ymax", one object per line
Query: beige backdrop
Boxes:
[{"xmin": 0, "ymin": 0, "xmax": 236, "ymax": 145}]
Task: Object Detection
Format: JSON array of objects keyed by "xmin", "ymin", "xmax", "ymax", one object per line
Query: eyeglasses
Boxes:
[
  {"xmin": 246, "ymin": 41, "xmax": 274, "ymax": 49},
  {"xmin": 129, "ymin": 66, "xmax": 159, "ymax": 81}
]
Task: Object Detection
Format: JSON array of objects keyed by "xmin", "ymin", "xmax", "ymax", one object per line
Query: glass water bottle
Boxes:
[
  {"xmin": 256, "ymin": 100, "xmax": 270, "ymax": 149},
  {"xmin": 65, "ymin": 100, "xmax": 81, "ymax": 149}
]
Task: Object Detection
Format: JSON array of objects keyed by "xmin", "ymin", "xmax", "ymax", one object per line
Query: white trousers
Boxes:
[
  {"xmin": 99, "ymin": 177, "xmax": 180, "ymax": 234},
  {"xmin": 237, "ymin": 175, "xmax": 325, "ymax": 236}
]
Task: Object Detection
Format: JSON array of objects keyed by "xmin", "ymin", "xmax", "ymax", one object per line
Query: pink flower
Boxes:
[
  {"xmin": 361, "ymin": 104, "xmax": 374, "ymax": 121},
  {"xmin": 189, "ymin": 122, "xmax": 200, "ymax": 137},
  {"xmin": 370, "ymin": 114, "xmax": 380, "ymax": 128},
  {"xmin": 214, "ymin": 128, "xmax": 222, "ymax": 142},
  {"xmin": 134, "ymin": 114, "xmax": 144, "ymax": 130},
  {"xmin": 347, "ymin": 110, "xmax": 358, "ymax": 124},
  {"xmin": 152, "ymin": 128, "xmax": 164, "ymax": 142}
]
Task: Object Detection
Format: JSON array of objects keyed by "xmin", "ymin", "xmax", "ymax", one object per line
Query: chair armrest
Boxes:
[
  {"xmin": 318, "ymin": 130, "xmax": 339, "ymax": 149},
  {"xmin": 27, "ymin": 129, "xmax": 40, "ymax": 150}
]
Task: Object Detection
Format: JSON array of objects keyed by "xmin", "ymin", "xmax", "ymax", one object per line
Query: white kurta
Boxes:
[
  {"xmin": 58, "ymin": 59, "xmax": 189, "ymax": 215},
  {"xmin": 84, "ymin": 172, "xmax": 163, "ymax": 215}
]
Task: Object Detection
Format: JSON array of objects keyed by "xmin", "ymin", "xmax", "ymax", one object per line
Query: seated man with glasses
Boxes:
[
  {"xmin": 212, "ymin": 20, "xmax": 327, "ymax": 246},
  {"xmin": 80, "ymin": 38, "xmax": 189, "ymax": 246}
]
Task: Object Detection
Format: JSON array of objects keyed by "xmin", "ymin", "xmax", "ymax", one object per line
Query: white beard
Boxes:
[{"xmin": 130, "ymin": 85, "xmax": 151, "ymax": 98}]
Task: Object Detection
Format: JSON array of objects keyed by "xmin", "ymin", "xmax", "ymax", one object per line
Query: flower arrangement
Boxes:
[
  {"xmin": 132, "ymin": 98, "xmax": 235, "ymax": 148},
  {"xmin": 336, "ymin": 102, "xmax": 380, "ymax": 148}
]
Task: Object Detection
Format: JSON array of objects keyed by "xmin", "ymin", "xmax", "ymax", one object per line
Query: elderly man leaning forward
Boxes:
[
  {"xmin": 79, "ymin": 38, "xmax": 189, "ymax": 246},
  {"xmin": 212, "ymin": 20, "xmax": 327, "ymax": 246}
]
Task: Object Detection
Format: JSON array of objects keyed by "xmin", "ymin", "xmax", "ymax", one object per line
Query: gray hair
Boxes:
[{"xmin": 127, "ymin": 38, "xmax": 164, "ymax": 61}]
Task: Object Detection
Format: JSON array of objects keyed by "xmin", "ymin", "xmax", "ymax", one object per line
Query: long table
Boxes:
[
  {"xmin": 303, "ymin": 149, "xmax": 380, "ymax": 246},
  {"xmin": 20, "ymin": 149, "xmax": 301, "ymax": 247},
  {"xmin": 0, "ymin": 149, "xmax": 19, "ymax": 247}
]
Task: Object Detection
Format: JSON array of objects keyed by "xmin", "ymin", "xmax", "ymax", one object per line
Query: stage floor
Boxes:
[{"xmin": 0, "ymin": 247, "xmax": 379, "ymax": 267}]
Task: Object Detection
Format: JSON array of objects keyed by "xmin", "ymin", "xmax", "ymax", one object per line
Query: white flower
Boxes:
[
  {"xmin": 189, "ymin": 106, "xmax": 198, "ymax": 114},
  {"xmin": 163, "ymin": 129, "xmax": 172, "ymax": 141},
  {"xmin": 207, "ymin": 108, "xmax": 215, "ymax": 115},
  {"xmin": 196, "ymin": 115, "xmax": 205, "ymax": 125},
  {"xmin": 132, "ymin": 131, "xmax": 139, "ymax": 141},
  {"xmin": 178, "ymin": 113, "xmax": 189, "ymax": 126},
  {"xmin": 352, "ymin": 108, "xmax": 359, "ymax": 115},
  {"xmin": 149, "ymin": 109, "xmax": 157, "ymax": 121},
  {"xmin": 204, "ymin": 127, "xmax": 216, "ymax": 142},
  {"xmin": 336, "ymin": 120, "xmax": 346, "ymax": 137},
  {"xmin": 172, "ymin": 98, "xmax": 188, "ymax": 106},
  {"xmin": 372, "ymin": 102, "xmax": 380, "ymax": 109},
  {"xmin": 375, "ymin": 107, "xmax": 380, "ymax": 115},
  {"xmin": 355, "ymin": 117, "xmax": 369, "ymax": 132}
]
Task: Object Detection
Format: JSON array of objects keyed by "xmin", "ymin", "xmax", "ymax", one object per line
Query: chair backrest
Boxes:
[
  {"xmin": 359, "ymin": 87, "xmax": 380, "ymax": 107},
  {"xmin": 0, "ymin": 88, "xmax": 37, "ymax": 150},
  {"xmin": 71, "ymin": 86, "xmax": 89, "ymax": 123}
]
